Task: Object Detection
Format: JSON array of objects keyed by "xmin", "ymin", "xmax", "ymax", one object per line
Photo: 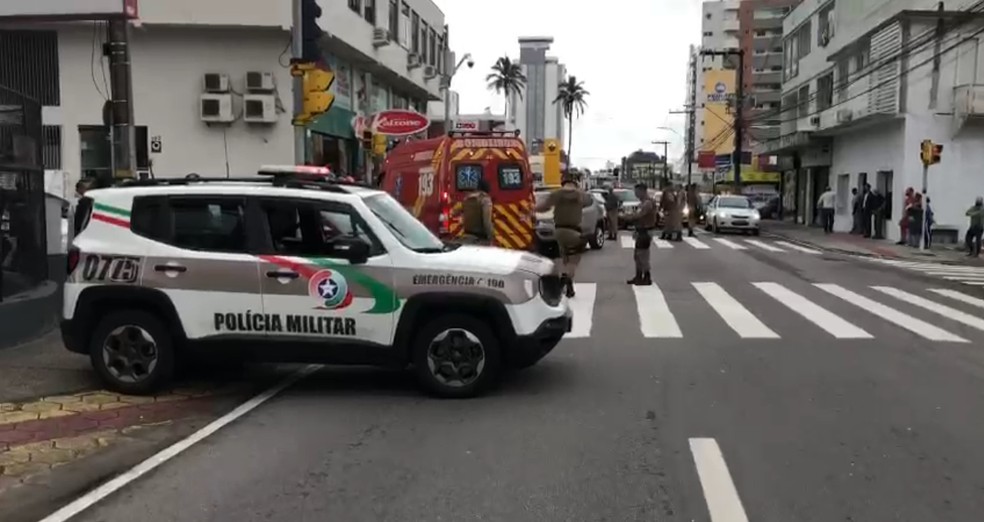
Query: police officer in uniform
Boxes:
[
  {"xmin": 622, "ymin": 183, "xmax": 657, "ymax": 285},
  {"xmin": 535, "ymin": 173, "xmax": 592, "ymax": 298},
  {"xmin": 460, "ymin": 178, "xmax": 495, "ymax": 246}
]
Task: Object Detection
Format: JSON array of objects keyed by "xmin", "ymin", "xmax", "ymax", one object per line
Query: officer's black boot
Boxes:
[
  {"xmin": 627, "ymin": 271, "xmax": 649, "ymax": 285},
  {"xmin": 564, "ymin": 276, "xmax": 576, "ymax": 298},
  {"xmin": 643, "ymin": 271, "xmax": 653, "ymax": 285}
]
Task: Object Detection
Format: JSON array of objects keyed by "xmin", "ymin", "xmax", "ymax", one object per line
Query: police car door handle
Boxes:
[
  {"xmin": 154, "ymin": 264, "xmax": 186, "ymax": 273},
  {"xmin": 266, "ymin": 270, "xmax": 299, "ymax": 279}
]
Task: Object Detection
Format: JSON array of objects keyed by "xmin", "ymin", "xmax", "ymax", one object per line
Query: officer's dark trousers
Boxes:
[{"xmin": 634, "ymin": 229, "xmax": 653, "ymax": 273}]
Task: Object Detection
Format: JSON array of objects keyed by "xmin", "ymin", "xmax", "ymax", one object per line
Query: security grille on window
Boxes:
[
  {"xmin": 411, "ymin": 12, "xmax": 420, "ymax": 54},
  {"xmin": 388, "ymin": 0, "xmax": 398, "ymax": 41},
  {"xmin": 348, "ymin": 0, "xmax": 360, "ymax": 14},
  {"xmin": 399, "ymin": 2, "xmax": 411, "ymax": 48},
  {"xmin": 364, "ymin": 0, "xmax": 376, "ymax": 24},
  {"xmin": 419, "ymin": 22, "xmax": 428, "ymax": 63},
  {"xmin": 428, "ymin": 28, "xmax": 437, "ymax": 66}
]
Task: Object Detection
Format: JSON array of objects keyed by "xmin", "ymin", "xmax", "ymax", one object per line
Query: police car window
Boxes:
[
  {"xmin": 168, "ymin": 197, "xmax": 246, "ymax": 253},
  {"xmin": 455, "ymin": 164, "xmax": 483, "ymax": 191},
  {"xmin": 497, "ymin": 164, "xmax": 524, "ymax": 190},
  {"xmin": 319, "ymin": 209, "xmax": 378, "ymax": 250}
]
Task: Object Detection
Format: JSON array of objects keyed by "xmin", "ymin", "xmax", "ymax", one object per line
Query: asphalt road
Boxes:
[{"xmin": 67, "ymin": 229, "xmax": 984, "ymax": 522}]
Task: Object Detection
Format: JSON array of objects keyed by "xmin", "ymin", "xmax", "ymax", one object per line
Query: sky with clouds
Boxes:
[{"xmin": 432, "ymin": 0, "xmax": 702, "ymax": 170}]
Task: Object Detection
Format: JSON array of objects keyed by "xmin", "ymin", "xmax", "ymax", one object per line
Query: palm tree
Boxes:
[
  {"xmin": 486, "ymin": 56, "xmax": 527, "ymax": 121},
  {"xmin": 553, "ymin": 75, "xmax": 589, "ymax": 158}
]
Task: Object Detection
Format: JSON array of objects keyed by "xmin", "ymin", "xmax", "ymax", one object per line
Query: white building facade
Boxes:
[
  {"xmin": 767, "ymin": 0, "xmax": 984, "ymax": 240},
  {"xmin": 507, "ymin": 37, "xmax": 567, "ymax": 153},
  {"xmin": 0, "ymin": 0, "xmax": 448, "ymax": 182}
]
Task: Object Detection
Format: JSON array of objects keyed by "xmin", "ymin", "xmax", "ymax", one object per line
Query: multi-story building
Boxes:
[
  {"xmin": 765, "ymin": 0, "xmax": 984, "ymax": 240},
  {"xmin": 739, "ymin": 0, "xmax": 800, "ymax": 145},
  {"xmin": 0, "ymin": 0, "xmax": 448, "ymax": 182},
  {"xmin": 507, "ymin": 37, "xmax": 567, "ymax": 153}
]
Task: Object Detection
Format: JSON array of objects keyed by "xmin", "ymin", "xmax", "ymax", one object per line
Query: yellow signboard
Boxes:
[
  {"xmin": 701, "ymin": 69, "xmax": 736, "ymax": 156},
  {"xmin": 542, "ymin": 138, "xmax": 562, "ymax": 186}
]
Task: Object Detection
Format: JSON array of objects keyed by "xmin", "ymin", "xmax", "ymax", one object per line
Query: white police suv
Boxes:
[{"xmin": 63, "ymin": 166, "xmax": 572, "ymax": 398}]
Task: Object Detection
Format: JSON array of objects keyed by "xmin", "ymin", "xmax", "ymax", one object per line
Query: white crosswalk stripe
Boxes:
[
  {"xmin": 870, "ymin": 259, "xmax": 984, "ymax": 287},
  {"xmin": 745, "ymin": 239, "xmax": 784, "ymax": 252},
  {"xmin": 563, "ymin": 281, "xmax": 984, "ymax": 343},
  {"xmin": 753, "ymin": 282, "xmax": 872, "ymax": 339},
  {"xmin": 632, "ymin": 284, "xmax": 683, "ymax": 338},
  {"xmin": 567, "ymin": 283, "xmax": 597, "ymax": 338},
  {"xmin": 619, "ymin": 235, "xmax": 634, "ymax": 249},
  {"xmin": 693, "ymin": 282, "xmax": 779, "ymax": 339},
  {"xmin": 683, "ymin": 237, "xmax": 711, "ymax": 249},
  {"xmin": 653, "ymin": 238, "xmax": 674, "ymax": 249},
  {"xmin": 713, "ymin": 238, "xmax": 748, "ymax": 250},
  {"xmin": 774, "ymin": 241, "xmax": 821, "ymax": 254},
  {"xmin": 814, "ymin": 284, "xmax": 968, "ymax": 343}
]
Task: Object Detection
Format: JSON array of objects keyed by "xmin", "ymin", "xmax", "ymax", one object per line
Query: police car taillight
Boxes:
[{"xmin": 67, "ymin": 247, "xmax": 80, "ymax": 275}]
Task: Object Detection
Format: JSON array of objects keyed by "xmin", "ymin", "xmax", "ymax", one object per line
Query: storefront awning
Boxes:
[{"xmin": 308, "ymin": 106, "xmax": 356, "ymax": 140}]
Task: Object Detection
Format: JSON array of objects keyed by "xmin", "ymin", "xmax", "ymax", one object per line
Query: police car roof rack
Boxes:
[{"xmin": 447, "ymin": 129, "xmax": 521, "ymax": 138}]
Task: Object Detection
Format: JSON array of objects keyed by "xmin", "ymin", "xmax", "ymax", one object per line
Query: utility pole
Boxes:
[
  {"xmin": 442, "ymin": 49, "xmax": 472, "ymax": 134},
  {"xmin": 652, "ymin": 140, "xmax": 670, "ymax": 188},
  {"xmin": 107, "ymin": 18, "xmax": 136, "ymax": 182},
  {"xmin": 670, "ymin": 55, "xmax": 698, "ymax": 188},
  {"xmin": 699, "ymin": 48, "xmax": 745, "ymax": 194},
  {"xmin": 291, "ymin": 0, "xmax": 306, "ymax": 164}
]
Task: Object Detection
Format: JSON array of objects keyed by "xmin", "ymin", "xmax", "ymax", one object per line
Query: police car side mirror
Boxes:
[{"xmin": 328, "ymin": 237, "xmax": 371, "ymax": 265}]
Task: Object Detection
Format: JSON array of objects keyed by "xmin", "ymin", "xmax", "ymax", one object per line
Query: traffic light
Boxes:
[
  {"xmin": 373, "ymin": 133, "xmax": 388, "ymax": 156},
  {"xmin": 291, "ymin": 63, "xmax": 334, "ymax": 125},
  {"xmin": 301, "ymin": 0, "xmax": 324, "ymax": 63},
  {"xmin": 361, "ymin": 130, "xmax": 373, "ymax": 151},
  {"xmin": 920, "ymin": 139, "xmax": 943, "ymax": 166}
]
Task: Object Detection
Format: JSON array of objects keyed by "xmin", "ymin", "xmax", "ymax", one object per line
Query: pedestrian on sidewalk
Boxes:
[
  {"xmin": 965, "ymin": 196, "xmax": 984, "ymax": 257},
  {"xmin": 897, "ymin": 187, "xmax": 914, "ymax": 245},
  {"xmin": 869, "ymin": 187, "xmax": 886, "ymax": 239},
  {"xmin": 923, "ymin": 197, "xmax": 935, "ymax": 249},
  {"xmin": 860, "ymin": 184, "xmax": 874, "ymax": 237},
  {"xmin": 906, "ymin": 193, "xmax": 924, "ymax": 248},
  {"xmin": 603, "ymin": 185, "xmax": 620, "ymax": 240},
  {"xmin": 817, "ymin": 186, "xmax": 836, "ymax": 233},
  {"xmin": 850, "ymin": 187, "xmax": 862, "ymax": 234}
]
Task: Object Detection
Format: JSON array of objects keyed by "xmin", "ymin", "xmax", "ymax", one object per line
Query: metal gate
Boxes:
[{"xmin": 0, "ymin": 85, "xmax": 47, "ymax": 302}]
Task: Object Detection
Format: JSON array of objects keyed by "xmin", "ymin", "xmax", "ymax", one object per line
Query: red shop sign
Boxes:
[{"xmin": 371, "ymin": 110, "xmax": 430, "ymax": 137}]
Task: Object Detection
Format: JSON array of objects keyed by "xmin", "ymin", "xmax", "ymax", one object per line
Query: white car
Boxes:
[
  {"xmin": 704, "ymin": 194, "xmax": 761, "ymax": 235},
  {"xmin": 62, "ymin": 166, "xmax": 572, "ymax": 398}
]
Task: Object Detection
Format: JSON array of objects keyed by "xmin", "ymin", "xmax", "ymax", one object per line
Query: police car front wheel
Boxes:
[
  {"xmin": 412, "ymin": 314, "xmax": 502, "ymax": 398},
  {"xmin": 89, "ymin": 311, "xmax": 176, "ymax": 395}
]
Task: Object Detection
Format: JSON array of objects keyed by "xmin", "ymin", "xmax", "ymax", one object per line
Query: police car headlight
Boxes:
[{"xmin": 538, "ymin": 275, "xmax": 563, "ymax": 306}]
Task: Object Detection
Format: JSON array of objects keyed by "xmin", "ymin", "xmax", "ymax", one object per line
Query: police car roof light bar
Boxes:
[{"xmin": 447, "ymin": 130, "xmax": 522, "ymax": 138}]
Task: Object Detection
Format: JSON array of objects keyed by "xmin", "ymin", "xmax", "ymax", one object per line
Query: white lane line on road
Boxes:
[
  {"xmin": 872, "ymin": 286, "xmax": 984, "ymax": 332},
  {"xmin": 693, "ymin": 282, "xmax": 779, "ymax": 339},
  {"xmin": 620, "ymin": 234, "xmax": 634, "ymax": 249},
  {"xmin": 689, "ymin": 438, "xmax": 751, "ymax": 522},
  {"xmin": 815, "ymin": 284, "xmax": 968, "ymax": 343},
  {"xmin": 653, "ymin": 238, "xmax": 674, "ymax": 249},
  {"xmin": 745, "ymin": 239, "xmax": 784, "ymax": 253},
  {"xmin": 38, "ymin": 364, "xmax": 320, "ymax": 522},
  {"xmin": 568, "ymin": 283, "xmax": 597, "ymax": 338},
  {"xmin": 774, "ymin": 241, "xmax": 821, "ymax": 254},
  {"xmin": 930, "ymin": 288, "xmax": 984, "ymax": 309},
  {"xmin": 713, "ymin": 238, "xmax": 747, "ymax": 250},
  {"xmin": 684, "ymin": 237, "xmax": 711, "ymax": 249},
  {"xmin": 754, "ymin": 282, "xmax": 872, "ymax": 339},
  {"xmin": 633, "ymin": 284, "xmax": 683, "ymax": 338}
]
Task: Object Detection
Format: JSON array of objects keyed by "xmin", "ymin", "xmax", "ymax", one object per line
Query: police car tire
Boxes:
[
  {"xmin": 89, "ymin": 310, "xmax": 176, "ymax": 396},
  {"xmin": 411, "ymin": 314, "xmax": 502, "ymax": 399}
]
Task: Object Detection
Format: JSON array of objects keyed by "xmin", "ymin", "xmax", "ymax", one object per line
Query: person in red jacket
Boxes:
[{"xmin": 897, "ymin": 187, "xmax": 914, "ymax": 245}]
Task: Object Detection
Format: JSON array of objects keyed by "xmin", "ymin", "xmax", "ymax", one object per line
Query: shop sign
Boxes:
[{"xmin": 371, "ymin": 110, "xmax": 430, "ymax": 136}]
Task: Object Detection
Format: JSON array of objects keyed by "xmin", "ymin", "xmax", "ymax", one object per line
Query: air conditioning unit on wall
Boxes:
[
  {"xmin": 203, "ymin": 73, "xmax": 230, "ymax": 93},
  {"xmin": 407, "ymin": 53, "xmax": 422, "ymax": 69},
  {"xmin": 200, "ymin": 93, "xmax": 235, "ymax": 123},
  {"xmin": 373, "ymin": 28, "xmax": 390, "ymax": 47},
  {"xmin": 243, "ymin": 94, "xmax": 277, "ymax": 124},
  {"xmin": 245, "ymin": 71, "xmax": 275, "ymax": 92},
  {"xmin": 423, "ymin": 65, "xmax": 437, "ymax": 79}
]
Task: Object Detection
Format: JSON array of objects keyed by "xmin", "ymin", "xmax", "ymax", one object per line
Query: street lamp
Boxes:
[
  {"xmin": 651, "ymin": 140, "xmax": 670, "ymax": 188},
  {"xmin": 441, "ymin": 51, "xmax": 472, "ymax": 133}
]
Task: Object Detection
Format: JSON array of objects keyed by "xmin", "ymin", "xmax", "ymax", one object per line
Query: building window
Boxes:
[
  {"xmin": 399, "ymin": 1, "xmax": 410, "ymax": 48},
  {"xmin": 420, "ymin": 22, "xmax": 428, "ymax": 63},
  {"xmin": 388, "ymin": 0, "xmax": 398, "ymax": 41},
  {"xmin": 817, "ymin": 72, "xmax": 834, "ymax": 111},
  {"xmin": 437, "ymin": 35, "xmax": 445, "ymax": 73},
  {"xmin": 429, "ymin": 28, "xmax": 437, "ymax": 66},
  {"xmin": 0, "ymin": 30, "xmax": 60, "ymax": 106},
  {"xmin": 818, "ymin": 1, "xmax": 835, "ymax": 46},
  {"xmin": 364, "ymin": 0, "xmax": 376, "ymax": 24},
  {"xmin": 797, "ymin": 84, "xmax": 810, "ymax": 118},
  {"xmin": 796, "ymin": 20, "xmax": 812, "ymax": 59},
  {"xmin": 706, "ymin": 13, "xmax": 712, "ymax": 19},
  {"xmin": 836, "ymin": 58, "xmax": 850, "ymax": 102},
  {"xmin": 411, "ymin": 12, "xmax": 420, "ymax": 54},
  {"xmin": 348, "ymin": 0, "xmax": 360, "ymax": 14},
  {"xmin": 703, "ymin": 31, "xmax": 713, "ymax": 37}
]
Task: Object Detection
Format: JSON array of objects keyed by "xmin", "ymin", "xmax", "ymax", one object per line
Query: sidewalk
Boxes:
[{"xmin": 762, "ymin": 220, "xmax": 984, "ymax": 265}]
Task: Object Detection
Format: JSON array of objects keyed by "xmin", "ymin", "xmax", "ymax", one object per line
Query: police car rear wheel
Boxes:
[
  {"xmin": 412, "ymin": 315, "xmax": 501, "ymax": 398},
  {"xmin": 89, "ymin": 311, "xmax": 176, "ymax": 395}
]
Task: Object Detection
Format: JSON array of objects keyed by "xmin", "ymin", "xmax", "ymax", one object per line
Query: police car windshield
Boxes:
[
  {"xmin": 614, "ymin": 190, "xmax": 639, "ymax": 203},
  {"xmin": 363, "ymin": 193, "xmax": 446, "ymax": 252}
]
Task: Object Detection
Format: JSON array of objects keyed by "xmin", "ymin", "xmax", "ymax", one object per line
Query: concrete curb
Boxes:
[{"xmin": 763, "ymin": 230, "xmax": 886, "ymax": 259}]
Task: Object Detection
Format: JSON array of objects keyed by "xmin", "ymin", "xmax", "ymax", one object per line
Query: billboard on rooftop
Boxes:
[{"xmin": 0, "ymin": 0, "xmax": 137, "ymax": 20}]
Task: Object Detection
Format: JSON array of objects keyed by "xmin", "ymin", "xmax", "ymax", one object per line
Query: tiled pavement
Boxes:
[{"xmin": 0, "ymin": 387, "xmax": 238, "ymax": 492}]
